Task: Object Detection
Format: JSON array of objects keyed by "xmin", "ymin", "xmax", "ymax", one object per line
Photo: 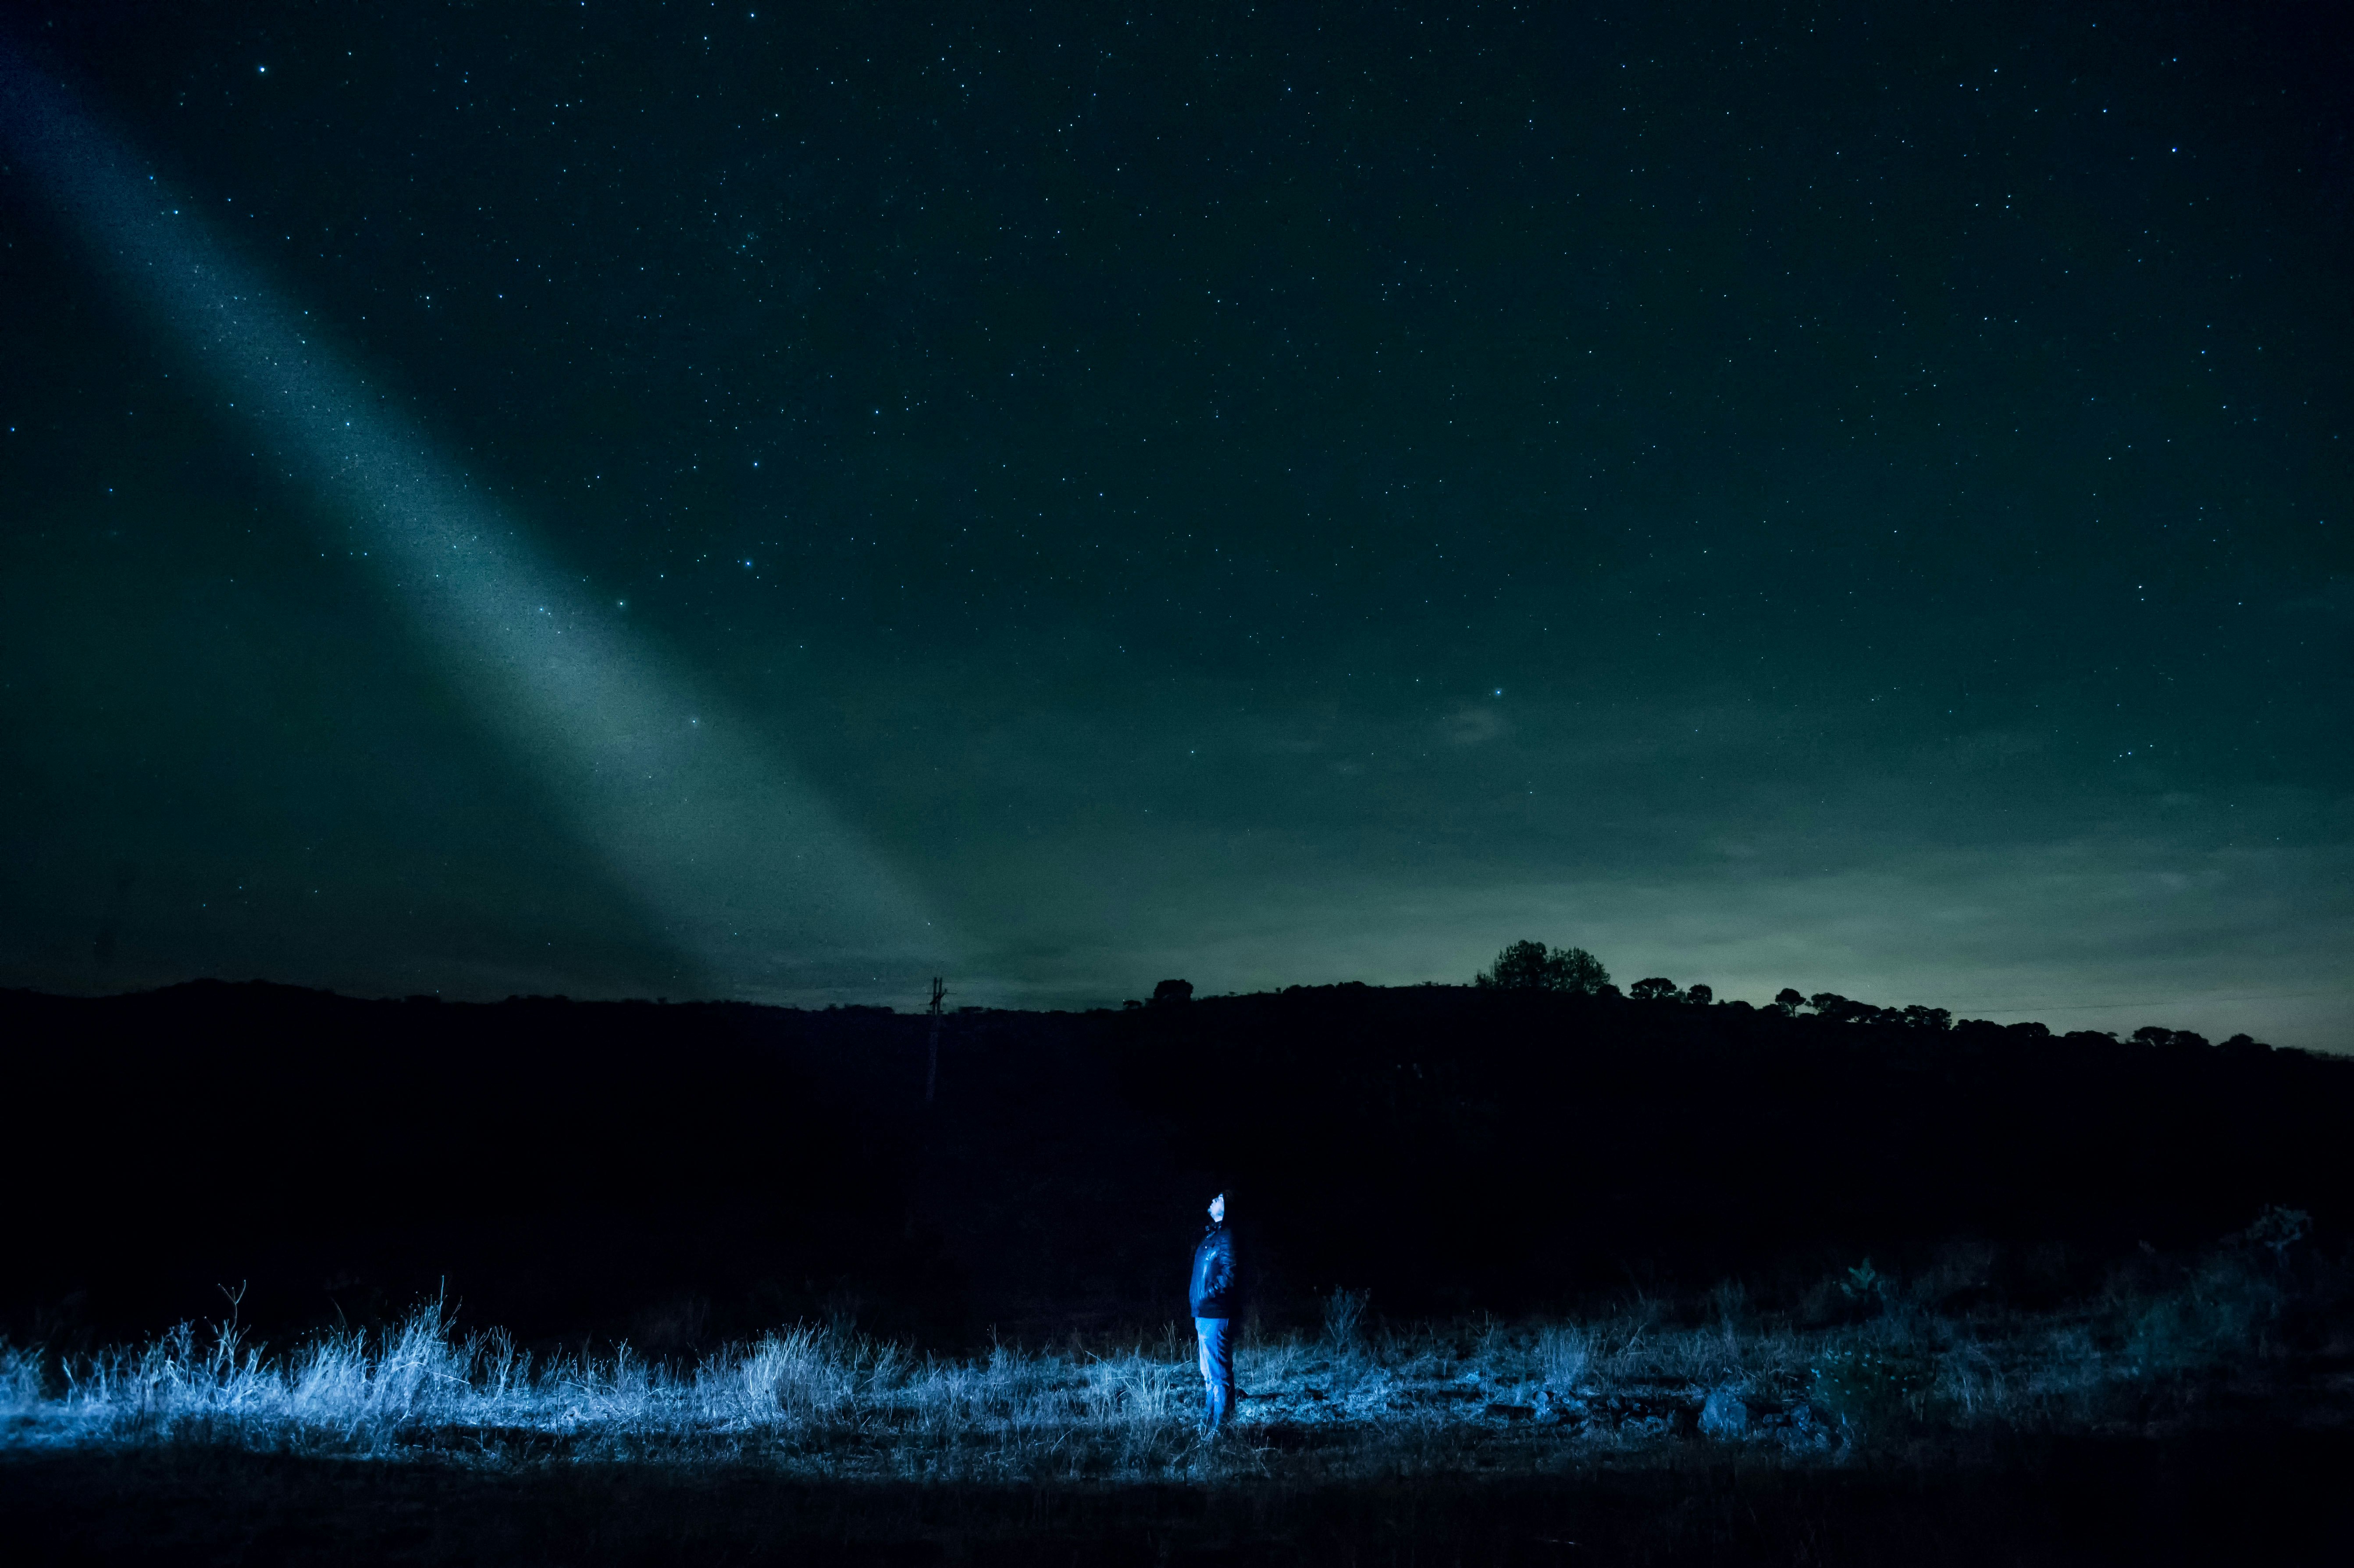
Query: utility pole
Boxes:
[{"xmin": 924, "ymin": 976, "xmax": 946, "ymax": 1104}]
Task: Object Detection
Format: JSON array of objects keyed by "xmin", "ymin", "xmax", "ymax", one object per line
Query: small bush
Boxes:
[
  {"xmin": 1322, "ymin": 1288, "xmax": 1370, "ymax": 1353},
  {"xmin": 1839, "ymin": 1259, "xmax": 1891, "ymax": 1312},
  {"xmin": 1536, "ymin": 1326, "xmax": 1592, "ymax": 1390},
  {"xmin": 2244, "ymin": 1205, "xmax": 2312, "ymax": 1268}
]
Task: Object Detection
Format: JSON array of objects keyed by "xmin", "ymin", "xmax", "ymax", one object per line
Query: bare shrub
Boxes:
[
  {"xmin": 0, "ymin": 1342, "xmax": 45, "ymax": 1414},
  {"xmin": 1536, "ymin": 1325, "xmax": 1592, "ymax": 1390},
  {"xmin": 1322, "ymin": 1288, "xmax": 1369, "ymax": 1354}
]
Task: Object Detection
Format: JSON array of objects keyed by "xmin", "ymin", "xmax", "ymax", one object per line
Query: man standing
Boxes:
[{"xmin": 1189, "ymin": 1191, "xmax": 1239, "ymax": 1432}]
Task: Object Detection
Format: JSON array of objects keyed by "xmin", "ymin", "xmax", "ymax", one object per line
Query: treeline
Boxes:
[
  {"xmin": 1460, "ymin": 936, "xmax": 2277, "ymax": 1049},
  {"xmin": 2, "ymin": 974, "xmax": 2343, "ymax": 1354}
]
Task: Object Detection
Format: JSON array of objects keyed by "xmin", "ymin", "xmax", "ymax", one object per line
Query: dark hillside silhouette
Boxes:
[{"xmin": 4, "ymin": 979, "xmax": 2346, "ymax": 1352}]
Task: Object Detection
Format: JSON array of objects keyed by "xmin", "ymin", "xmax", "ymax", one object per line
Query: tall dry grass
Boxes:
[
  {"xmin": 7, "ymin": 1299, "xmax": 1210, "ymax": 1477},
  {"xmin": 0, "ymin": 1244, "xmax": 2328, "ymax": 1477}
]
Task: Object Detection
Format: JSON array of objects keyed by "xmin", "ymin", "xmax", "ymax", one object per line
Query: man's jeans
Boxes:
[{"xmin": 1195, "ymin": 1316, "xmax": 1233, "ymax": 1429}]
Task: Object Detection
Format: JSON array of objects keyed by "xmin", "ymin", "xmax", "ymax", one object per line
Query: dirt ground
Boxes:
[{"xmin": 7, "ymin": 1431, "xmax": 2352, "ymax": 1566}]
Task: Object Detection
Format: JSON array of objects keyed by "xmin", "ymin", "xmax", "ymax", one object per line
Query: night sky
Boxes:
[{"xmin": 3, "ymin": 3, "xmax": 2347, "ymax": 1045}]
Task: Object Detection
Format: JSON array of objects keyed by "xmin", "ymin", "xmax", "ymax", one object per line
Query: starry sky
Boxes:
[{"xmin": 2, "ymin": 2, "xmax": 2348, "ymax": 1045}]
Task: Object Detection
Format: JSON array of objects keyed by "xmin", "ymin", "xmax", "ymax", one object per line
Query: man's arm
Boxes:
[{"xmin": 1205, "ymin": 1230, "xmax": 1236, "ymax": 1301}]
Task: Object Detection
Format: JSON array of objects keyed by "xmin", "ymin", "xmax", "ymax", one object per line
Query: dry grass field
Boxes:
[{"xmin": 8, "ymin": 1233, "xmax": 2344, "ymax": 1484}]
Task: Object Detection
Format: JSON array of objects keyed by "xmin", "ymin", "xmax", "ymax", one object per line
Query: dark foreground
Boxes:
[{"xmin": 7, "ymin": 1434, "xmax": 2352, "ymax": 1566}]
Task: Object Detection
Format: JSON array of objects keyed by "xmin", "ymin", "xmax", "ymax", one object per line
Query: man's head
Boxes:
[{"xmin": 1208, "ymin": 1192, "xmax": 1225, "ymax": 1224}]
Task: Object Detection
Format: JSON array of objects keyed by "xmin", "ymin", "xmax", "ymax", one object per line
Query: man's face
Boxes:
[{"xmin": 1208, "ymin": 1194, "xmax": 1225, "ymax": 1223}]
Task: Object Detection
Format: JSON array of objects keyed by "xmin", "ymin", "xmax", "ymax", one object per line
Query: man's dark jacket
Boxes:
[{"xmin": 1189, "ymin": 1221, "xmax": 1239, "ymax": 1317}]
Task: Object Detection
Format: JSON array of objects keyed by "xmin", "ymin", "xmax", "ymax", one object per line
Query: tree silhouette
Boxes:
[
  {"xmin": 1684, "ymin": 983, "xmax": 1713, "ymax": 1007},
  {"xmin": 1629, "ymin": 977, "xmax": 1678, "ymax": 1002},
  {"xmin": 1474, "ymin": 940, "xmax": 1610, "ymax": 993},
  {"xmin": 1152, "ymin": 978, "xmax": 1195, "ymax": 1009},
  {"xmin": 1773, "ymin": 988, "xmax": 1804, "ymax": 1016}
]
